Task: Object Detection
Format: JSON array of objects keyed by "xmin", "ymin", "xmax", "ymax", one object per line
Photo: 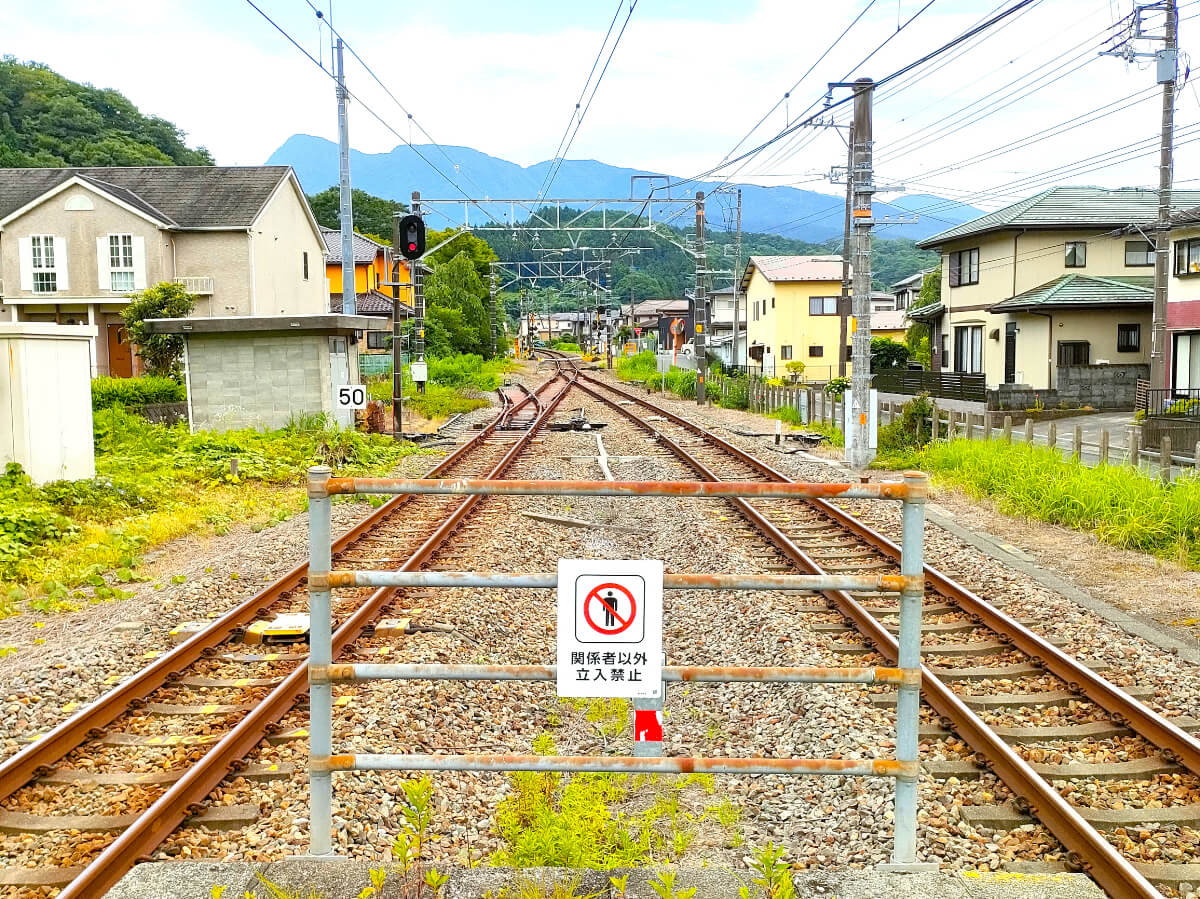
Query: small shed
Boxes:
[
  {"xmin": 145, "ymin": 314, "xmax": 376, "ymax": 431},
  {"xmin": 0, "ymin": 323, "xmax": 96, "ymax": 483}
]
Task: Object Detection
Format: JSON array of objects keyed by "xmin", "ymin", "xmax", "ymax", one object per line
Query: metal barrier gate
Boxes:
[{"xmin": 305, "ymin": 469, "xmax": 928, "ymax": 863}]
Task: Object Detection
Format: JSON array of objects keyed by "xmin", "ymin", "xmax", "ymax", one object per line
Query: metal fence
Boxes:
[
  {"xmin": 1141, "ymin": 387, "xmax": 1200, "ymax": 418},
  {"xmin": 305, "ymin": 470, "xmax": 929, "ymax": 864},
  {"xmin": 873, "ymin": 370, "xmax": 987, "ymax": 403}
]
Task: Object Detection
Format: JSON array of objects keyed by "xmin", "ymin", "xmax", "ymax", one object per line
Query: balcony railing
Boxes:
[
  {"xmin": 180, "ymin": 277, "xmax": 214, "ymax": 295},
  {"xmin": 1142, "ymin": 387, "xmax": 1200, "ymax": 419}
]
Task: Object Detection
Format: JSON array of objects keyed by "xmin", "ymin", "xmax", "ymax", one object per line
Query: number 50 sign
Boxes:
[{"xmin": 334, "ymin": 384, "xmax": 367, "ymax": 410}]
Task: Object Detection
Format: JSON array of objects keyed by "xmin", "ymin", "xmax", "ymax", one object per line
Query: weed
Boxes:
[
  {"xmin": 91, "ymin": 375, "xmax": 185, "ymax": 410},
  {"xmin": 253, "ymin": 872, "xmax": 327, "ymax": 899},
  {"xmin": 609, "ymin": 874, "xmax": 629, "ymax": 897},
  {"xmin": 738, "ymin": 843, "xmax": 795, "ymax": 899},
  {"xmin": 486, "ymin": 874, "xmax": 599, "ymax": 899},
  {"xmin": 390, "ymin": 776, "xmax": 445, "ymax": 897},
  {"xmin": 883, "ymin": 439, "xmax": 1200, "ymax": 569},
  {"xmin": 649, "ymin": 870, "xmax": 696, "ymax": 899},
  {"xmin": 0, "ymin": 645, "xmax": 16, "ymax": 658}
]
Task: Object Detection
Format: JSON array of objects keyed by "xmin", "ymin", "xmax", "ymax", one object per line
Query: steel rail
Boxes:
[
  {"xmin": 0, "ymin": 376, "xmax": 557, "ymax": 804},
  {"xmin": 571, "ymin": 374, "xmax": 1160, "ymax": 899},
  {"xmin": 50, "ymin": 370, "xmax": 577, "ymax": 899}
]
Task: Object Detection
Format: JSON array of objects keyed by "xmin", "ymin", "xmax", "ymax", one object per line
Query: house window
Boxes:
[
  {"xmin": 808, "ymin": 296, "xmax": 838, "ymax": 315},
  {"xmin": 1125, "ymin": 240, "xmax": 1154, "ymax": 267},
  {"xmin": 1174, "ymin": 238, "xmax": 1200, "ymax": 275},
  {"xmin": 366, "ymin": 330, "xmax": 390, "ymax": 350},
  {"xmin": 953, "ymin": 325, "xmax": 983, "ymax": 373},
  {"xmin": 303, "ymin": 251, "xmax": 309, "ymax": 281},
  {"xmin": 809, "ymin": 345, "xmax": 824, "ymax": 357},
  {"xmin": 1057, "ymin": 341, "xmax": 1090, "ymax": 366},
  {"xmin": 780, "ymin": 345, "xmax": 792, "ymax": 360},
  {"xmin": 1117, "ymin": 323, "xmax": 1141, "ymax": 353},
  {"xmin": 947, "ymin": 247, "xmax": 980, "ymax": 287},
  {"xmin": 1064, "ymin": 241, "xmax": 1087, "ymax": 268},
  {"xmin": 845, "ymin": 345, "xmax": 853, "ymax": 362},
  {"xmin": 753, "ymin": 302, "xmax": 759, "ymax": 322},
  {"xmin": 31, "ymin": 235, "xmax": 56, "ymax": 293},
  {"xmin": 770, "ymin": 296, "xmax": 775, "ymax": 308},
  {"xmin": 109, "ymin": 234, "xmax": 134, "ymax": 292}
]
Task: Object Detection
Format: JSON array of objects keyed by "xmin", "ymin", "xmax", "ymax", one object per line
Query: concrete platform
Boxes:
[{"xmin": 105, "ymin": 860, "xmax": 1107, "ymax": 898}]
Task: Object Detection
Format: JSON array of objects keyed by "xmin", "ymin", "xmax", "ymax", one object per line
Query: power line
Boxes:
[{"xmin": 539, "ymin": 0, "xmax": 639, "ymax": 199}]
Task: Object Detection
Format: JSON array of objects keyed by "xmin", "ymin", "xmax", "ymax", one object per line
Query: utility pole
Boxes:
[
  {"xmin": 733, "ymin": 188, "xmax": 743, "ymax": 369},
  {"xmin": 489, "ymin": 272, "xmax": 499, "ymax": 358},
  {"xmin": 839, "ymin": 124, "xmax": 855, "ymax": 379},
  {"xmin": 411, "ymin": 190, "xmax": 425, "ymax": 393},
  {"xmin": 695, "ymin": 191, "xmax": 707, "ymax": 405},
  {"xmin": 391, "ymin": 215, "xmax": 404, "ymax": 438},
  {"xmin": 849, "ymin": 79, "xmax": 875, "ymax": 471},
  {"xmin": 1102, "ymin": 0, "xmax": 1177, "ymax": 389},
  {"xmin": 335, "ymin": 38, "xmax": 355, "ymax": 316}
]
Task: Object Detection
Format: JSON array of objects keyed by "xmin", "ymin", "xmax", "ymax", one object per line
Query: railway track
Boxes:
[
  {"xmin": 0, "ymin": 369, "xmax": 577, "ymax": 898},
  {"xmin": 548, "ymin": 355, "xmax": 1199, "ymax": 899}
]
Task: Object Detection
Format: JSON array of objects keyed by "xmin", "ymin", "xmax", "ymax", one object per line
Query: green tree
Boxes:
[
  {"xmin": 424, "ymin": 252, "xmax": 490, "ymax": 355},
  {"xmin": 121, "ymin": 282, "xmax": 197, "ymax": 379},
  {"xmin": 904, "ymin": 265, "xmax": 940, "ymax": 368},
  {"xmin": 0, "ymin": 58, "xmax": 212, "ymax": 167},
  {"xmin": 306, "ymin": 187, "xmax": 408, "ymax": 238},
  {"xmin": 870, "ymin": 337, "xmax": 910, "ymax": 372},
  {"xmin": 424, "ymin": 227, "xmax": 498, "ymax": 284}
]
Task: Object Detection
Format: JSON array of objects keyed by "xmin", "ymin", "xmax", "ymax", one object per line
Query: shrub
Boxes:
[
  {"xmin": 615, "ymin": 351, "xmax": 659, "ymax": 382},
  {"xmin": 877, "ymin": 393, "xmax": 933, "ymax": 455},
  {"xmin": 92, "ymin": 376, "xmax": 185, "ymax": 410},
  {"xmin": 824, "ymin": 376, "xmax": 850, "ymax": 398},
  {"xmin": 121, "ymin": 281, "xmax": 197, "ymax": 378}
]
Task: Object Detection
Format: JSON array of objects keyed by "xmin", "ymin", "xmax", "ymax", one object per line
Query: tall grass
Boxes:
[{"xmin": 896, "ymin": 440, "xmax": 1200, "ymax": 569}]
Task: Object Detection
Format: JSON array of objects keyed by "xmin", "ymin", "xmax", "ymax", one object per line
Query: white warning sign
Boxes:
[{"xmin": 557, "ymin": 559, "xmax": 663, "ymax": 698}]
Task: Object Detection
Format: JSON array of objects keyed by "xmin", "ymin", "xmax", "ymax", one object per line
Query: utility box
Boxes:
[
  {"xmin": 0, "ymin": 323, "xmax": 97, "ymax": 483},
  {"xmin": 145, "ymin": 314, "xmax": 375, "ymax": 432}
]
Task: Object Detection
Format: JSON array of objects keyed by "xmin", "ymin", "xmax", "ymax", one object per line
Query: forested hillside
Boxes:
[{"xmin": 0, "ymin": 58, "xmax": 213, "ymax": 167}]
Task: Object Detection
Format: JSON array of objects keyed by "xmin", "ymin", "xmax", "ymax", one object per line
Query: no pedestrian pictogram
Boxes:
[{"xmin": 583, "ymin": 583, "xmax": 637, "ymax": 636}]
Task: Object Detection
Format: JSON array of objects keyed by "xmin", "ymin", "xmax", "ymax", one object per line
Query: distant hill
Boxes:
[
  {"xmin": 268, "ymin": 134, "xmax": 982, "ymax": 243},
  {"xmin": 0, "ymin": 59, "xmax": 212, "ymax": 167}
]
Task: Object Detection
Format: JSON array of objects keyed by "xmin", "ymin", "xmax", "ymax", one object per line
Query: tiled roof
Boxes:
[
  {"xmin": 742, "ymin": 255, "xmax": 844, "ymax": 288},
  {"xmin": 329, "ymin": 290, "xmax": 412, "ymax": 316},
  {"xmin": 873, "ymin": 310, "xmax": 907, "ymax": 331},
  {"xmin": 989, "ymin": 274, "xmax": 1153, "ymax": 312},
  {"xmin": 0, "ymin": 166, "xmax": 293, "ymax": 228},
  {"xmin": 890, "ymin": 269, "xmax": 932, "ymax": 291},
  {"xmin": 320, "ymin": 226, "xmax": 388, "ymax": 263},
  {"xmin": 918, "ymin": 186, "xmax": 1200, "ymax": 248},
  {"xmin": 626, "ymin": 298, "xmax": 688, "ymax": 316},
  {"xmin": 905, "ymin": 302, "xmax": 944, "ymax": 321}
]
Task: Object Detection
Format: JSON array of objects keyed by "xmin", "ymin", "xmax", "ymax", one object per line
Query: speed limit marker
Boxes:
[{"xmin": 334, "ymin": 384, "xmax": 367, "ymax": 410}]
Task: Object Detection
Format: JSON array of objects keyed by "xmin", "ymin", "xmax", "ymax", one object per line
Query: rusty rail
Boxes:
[
  {"xmin": 52, "ymin": 369, "xmax": 579, "ymax": 899},
  {"xmin": 573, "ymin": 373, "xmax": 1162, "ymax": 899}
]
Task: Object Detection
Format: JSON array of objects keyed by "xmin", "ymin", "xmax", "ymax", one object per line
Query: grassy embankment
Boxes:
[
  {"xmin": 368, "ymin": 354, "xmax": 519, "ymax": 419},
  {"xmin": 876, "ymin": 402, "xmax": 1200, "ymax": 570},
  {"xmin": 0, "ymin": 404, "xmax": 428, "ymax": 622}
]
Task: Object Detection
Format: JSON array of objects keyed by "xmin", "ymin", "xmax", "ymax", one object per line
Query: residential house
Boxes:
[
  {"xmin": 891, "ymin": 269, "xmax": 933, "ymax": 312},
  {"xmin": 621, "ymin": 298, "xmax": 689, "ymax": 333},
  {"xmin": 742, "ymin": 255, "xmax": 845, "ymax": 380},
  {"xmin": 320, "ymin": 226, "xmax": 412, "ymax": 367},
  {"xmin": 913, "ymin": 186, "xmax": 1200, "ymax": 392},
  {"xmin": 0, "ymin": 166, "xmax": 328, "ymax": 377},
  {"xmin": 706, "ymin": 285, "xmax": 748, "ymax": 366},
  {"xmin": 1168, "ymin": 206, "xmax": 1200, "ymax": 393},
  {"xmin": 872, "ymin": 309, "xmax": 908, "ymax": 343}
]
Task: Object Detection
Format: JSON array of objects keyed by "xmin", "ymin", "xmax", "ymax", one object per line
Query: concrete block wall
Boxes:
[
  {"xmin": 186, "ymin": 333, "xmax": 328, "ymax": 431},
  {"xmin": 990, "ymin": 364, "xmax": 1148, "ymax": 411}
]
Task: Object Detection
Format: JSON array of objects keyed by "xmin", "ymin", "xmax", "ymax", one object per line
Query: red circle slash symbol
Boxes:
[{"xmin": 583, "ymin": 583, "xmax": 637, "ymax": 636}]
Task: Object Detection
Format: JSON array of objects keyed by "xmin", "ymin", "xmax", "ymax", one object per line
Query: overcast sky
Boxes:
[{"xmin": 8, "ymin": 0, "xmax": 1199, "ymax": 214}]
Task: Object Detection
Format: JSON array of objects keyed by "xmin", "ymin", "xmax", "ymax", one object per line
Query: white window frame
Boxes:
[
  {"xmin": 109, "ymin": 233, "xmax": 135, "ymax": 292},
  {"xmin": 31, "ymin": 235, "xmax": 57, "ymax": 294}
]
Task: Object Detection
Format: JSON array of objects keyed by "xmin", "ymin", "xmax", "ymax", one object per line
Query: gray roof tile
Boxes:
[
  {"xmin": 989, "ymin": 274, "xmax": 1153, "ymax": 312},
  {"xmin": 0, "ymin": 166, "xmax": 293, "ymax": 228},
  {"xmin": 918, "ymin": 187, "xmax": 1200, "ymax": 248},
  {"xmin": 320, "ymin": 226, "xmax": 388, "ymax": 263}
]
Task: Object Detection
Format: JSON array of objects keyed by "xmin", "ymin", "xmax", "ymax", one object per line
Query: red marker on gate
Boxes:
[{"xmin": 635, "ymin": 709, "xmax": 663, "ymax": 744}]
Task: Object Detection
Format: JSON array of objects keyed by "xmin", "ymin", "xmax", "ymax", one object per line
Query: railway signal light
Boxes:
[{"xmin": 397, "ymin": 214, "xmax": 425, "ymax": 260}]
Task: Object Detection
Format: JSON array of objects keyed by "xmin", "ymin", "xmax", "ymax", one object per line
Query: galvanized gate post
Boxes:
[
  {"xmin": 306, "ymin": 465, "xmax": 335, "ymax": 857},
  {"xmin": 892, "ymin": 470, "xmax": 927, "ymax": 864}
]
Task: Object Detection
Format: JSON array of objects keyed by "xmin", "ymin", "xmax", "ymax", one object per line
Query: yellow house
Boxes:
[
  {"xmin": 742, "ymin": 255, "xmax": 847, "ymax": 381},
  {"xmin": 319, "ymin": 227, "xmax": 412, "ymax": 363},
  {"xmin": 914, "ymin": 186, "xmax": 1200, "ymax": 391}
]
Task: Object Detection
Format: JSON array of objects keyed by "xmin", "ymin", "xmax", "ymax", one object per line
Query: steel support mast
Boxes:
[
  {"xmin": 391, "ymin": 215, "xmax": 404, "ymax": 437},
  {"xmin": 335, "ymin": 38, "xmax": 355, "ymax": 316},
  {"xmin": 695, "ymin": 191, "xmax": 707, "ymax": 405},
  {"xmin": 733, "ymin": 188, "xmax": 743, "ymax": 368},
  {"xmin": 412, "ymin": 191, "xmax": 426, "ymax": 393},
  {"xmin": 849, "ymin": 79, "xmax": 875, "ymax": 471}
]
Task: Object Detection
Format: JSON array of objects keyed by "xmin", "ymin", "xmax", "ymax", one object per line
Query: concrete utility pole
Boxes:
[
  {"xmin": 391, "ymin": 215, "xmax": 404, "ymax": 437},
  {"xmin": 489, "ymin": 272, "xmax": 499, "ymax": 358},
  {"xmin": 411, "ymin": 190, "xmax": 425, "ymax": 393},
  {"xmin": 849, "ymin": 79, "xmax": 875, "ymax": 471},
  {"xmin": 695, "ymin": 191, "xmax": 707, "ymax": 404},
  {"xmin": 1154, "ymin": 0, "xmax": 1177, "ymax": 390},
  {"xmin": 839, "ymin": 124, "xmax": 855, "ymax": 379},
  {"xmin": 335, "ymin": 38, "xmax": 355, "ymax": 316},
  {"xmin": 1102, "ymin": 0, "xmax": 1177, "ymax": 389},
  {"xmin": 733, "ymin": 187, "xmax": 743, "ymax": 368}
]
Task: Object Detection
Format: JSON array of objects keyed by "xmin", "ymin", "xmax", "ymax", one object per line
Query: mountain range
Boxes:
[{"xmin": 267, "ymin": 134, "xmax": 982, "ymax": 244}]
